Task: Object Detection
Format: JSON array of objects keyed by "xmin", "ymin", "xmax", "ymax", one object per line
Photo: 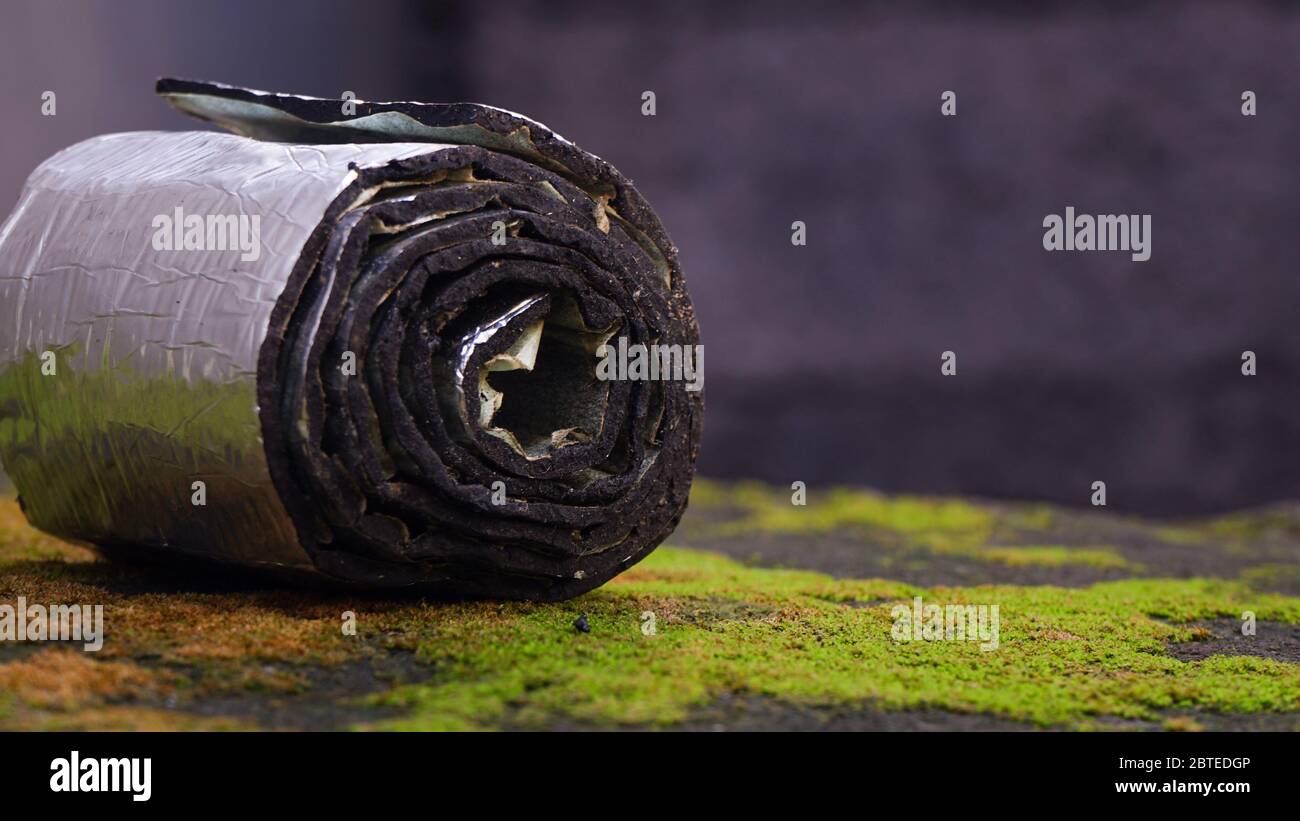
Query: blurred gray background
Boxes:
[{"xmin": 2, "ymin": 0, "xmax": 1298, "ymax": 514}]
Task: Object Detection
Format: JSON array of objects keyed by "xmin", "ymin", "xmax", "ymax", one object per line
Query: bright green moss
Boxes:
[
  {"xmin": 689, "ymin": 481, "xmax": 1125, "ymax": 569},
  {"xmin": 368, "ymin": 546, "xmax": 1300, "ymax": 730},
  {"xmin": 2, "ymin": 485, "xmax": 1297, "ymax": 731},
  {"xmin": 1156, "ymin": 509, "xmax": 1300, "ymax": 547},
  {"xmin": 1240, "ymin": 563, "xmax": 1300, "ymax": 592},
  {"xmin": 710, "ymin": 484, "xmax": 997, "ymax": 539},
  {"xmin": 977, "ymin": 545, "xmax": 1132, "ymax": 570}
]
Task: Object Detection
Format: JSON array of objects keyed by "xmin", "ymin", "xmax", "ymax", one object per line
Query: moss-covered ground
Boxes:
[{"xmin": 1, "ymin": 480, "xmax": 1298, "ymax": 731}]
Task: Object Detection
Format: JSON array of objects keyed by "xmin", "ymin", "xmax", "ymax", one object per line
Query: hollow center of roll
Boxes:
[{"xmin": 479, "ymin": 296, "xmax": 618, "ymax": 460}]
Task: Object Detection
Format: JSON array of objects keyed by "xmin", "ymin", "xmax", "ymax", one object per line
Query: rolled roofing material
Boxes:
[{"xmin": 0, "ymin": 80, "xmax": 702, "ymax": 600}]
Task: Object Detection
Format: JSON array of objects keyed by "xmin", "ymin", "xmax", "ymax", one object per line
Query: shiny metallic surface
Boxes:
[{"xmin": 0, "ymin": 131, "xmax": 452, "ymax": 570}]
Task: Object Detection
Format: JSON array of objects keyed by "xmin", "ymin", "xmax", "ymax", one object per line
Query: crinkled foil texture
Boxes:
[{"xmin": 0, "ymin": 87, "xmax": 701, "ymax": 599}]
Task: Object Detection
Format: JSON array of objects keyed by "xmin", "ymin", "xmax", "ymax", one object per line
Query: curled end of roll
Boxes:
[{"xmin": 157, "ymin": 79, "xmax": 703, "ymax": 600}]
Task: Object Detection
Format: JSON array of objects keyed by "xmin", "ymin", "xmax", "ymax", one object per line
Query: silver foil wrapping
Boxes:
[{"xmin": 0, "ymin": 80, "xmax": 702, "ymax": 600}]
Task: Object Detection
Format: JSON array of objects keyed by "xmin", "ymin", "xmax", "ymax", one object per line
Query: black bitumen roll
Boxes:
[{"xmin": 0, "ymin": 80, "xmax": 702, "ymax": 600}]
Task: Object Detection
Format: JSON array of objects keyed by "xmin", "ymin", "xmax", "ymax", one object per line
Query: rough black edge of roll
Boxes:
[
  {"xmin": 154, "ymin": 78, "xmax": 683, "ymax": 289},
  {"xmin": 155, "ymin": 79, "xmax": 704, "ymax": 600}
]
